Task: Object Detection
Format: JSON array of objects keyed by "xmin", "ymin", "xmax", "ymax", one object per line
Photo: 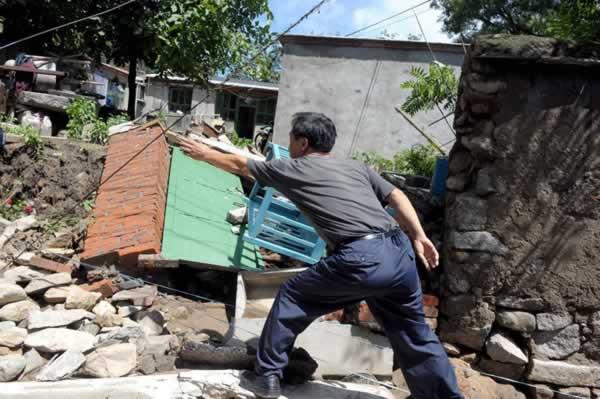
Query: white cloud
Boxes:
[{"xmin": 351, "ymin": 0, "xmax": 452, "ymax": 43}]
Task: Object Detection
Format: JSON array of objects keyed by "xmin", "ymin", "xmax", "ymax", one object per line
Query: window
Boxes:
[
  {"xmin": 168, "ymin": 87, "xmax": 192, "ymax": 113},
  {"xmin": 215, "ymin": 92, "xmax": 237, "ymax": 121},
  {"xmin": 256, "ymin": 98, "xmax": 276, "ymax": 125}
]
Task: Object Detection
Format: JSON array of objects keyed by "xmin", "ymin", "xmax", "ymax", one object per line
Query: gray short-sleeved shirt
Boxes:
[{"xmin": 247, "ymin": 154, "xmax": 398, "ymax": 248}]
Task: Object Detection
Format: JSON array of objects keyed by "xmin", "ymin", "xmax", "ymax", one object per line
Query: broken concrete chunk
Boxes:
[
  {"xmin": 497, "ymin": 311, "xmax": 536, "ymax": 332},
  {"xmin": 496, "ymin": 296, "xmax": 545, "ymax": 311},
  {"xmin": 449, "ymin": 231, "xmax": 508, "ymax": 255},
  {"xmin": 226, "ymin": 207, "xmax": 247, "ymax": 225},
  {"xmin": 528, "ymin": 359, "xmax": 600, "ymax": 387},
  {"xmin": 0, "ymin": 283, "xmax": 27, "ymax": 306},
  {"xmin": 82, "ymin": 343, "xmax": 137, "ymax": 378},
  {"xmin": 17, "ymin": 91, "xmax": 72, "ymax": 112},
  {"xmin": 0, "ymin": 320, "xmax": 16, "ymax": 331},
  {"xmin": 533, "ymin": 324, "xmax": 581, "ymax": 360},
  {"xmin": 111, "ymin": 285, "xmax": 157, "ymax": 306},
  {"xmin": 95, "ymin": 312, "xmax": 123, "ymax": 328},
  {"xmin": 43, "ymin": 286, "xmax": 71, "ymax": 304},
  {"xmin": 24, "ymin": 328, "xmax": 95, "ymax": 353},
  {"xmin": 135, "ymin": 310, "xmax": 165, "ymax": 336},
  {"xmin": 485, "ymin": 331, "xmax": 528, "ymax": 365},
  {"xmin": 0, "ymin": 354, "xmax": 26, "ymax": 382},
  {"xmin": 144, "ymin": 334, "xmax": 180, "ymax": 356},
  {"xmin": 20, "ymin": 348, "xmax": 47, "ymax": 380},
  {"xmin": 36, "ymin": 350, "xmax": 85, "ymax": 382},
  {"xmin": 65, "ymin": 286, "xmax": 101, "ymax": 311},
  {"xmin": 25, "ymin": 273, "xmax": 72, "ymax": 295},
  {"xmin": 0, "ymin": 300, "xmax": 40, "ymax": 322},
  {"xmin": 0, "ymin": 327, "xmax": 27, "ymax": 348},
  {"xmin": 93, "ymin": 301, "xmax": 116, "ymax": 317},
  {"xmin": 2, "ymin": 266, "xmax": 46, "ymax": 284},
  {"xmin": 556, "ymin": 387, "xmax": 592, "ymax": 399},
  {"xmin": 117, "ymin": 305, "xmax": 143, "ymax": 318},
  {"xmin": 27, "ymin": 309, "xmax": 95, "ymax": 330},
  {"xmin": 536, "ymin": 313, "xmax": 573, "ymax": 331}
]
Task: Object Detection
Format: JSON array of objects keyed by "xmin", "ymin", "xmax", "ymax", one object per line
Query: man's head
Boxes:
[{"xmin": 288, "ymin": 112, "xmax": 337, "ymax": 158}]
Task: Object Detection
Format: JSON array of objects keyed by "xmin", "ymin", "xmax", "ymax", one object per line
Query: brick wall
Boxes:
[{"xmin": 81, "ymin": 121, "xmax": 170, "ymax": 268}]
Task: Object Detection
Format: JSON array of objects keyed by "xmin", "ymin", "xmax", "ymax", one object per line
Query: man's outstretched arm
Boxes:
[
  {"xmin": 386, "ymin": 188, "xmax": 440, "ymax": 271},
  {"xmin": 179, "ymin": 137, "xmax": 253, "ymax": 179}
]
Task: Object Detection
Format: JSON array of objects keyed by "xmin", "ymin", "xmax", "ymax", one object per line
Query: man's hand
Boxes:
[
  {"xmin": 412, "ymin": 235, "xmax": 439, "ymax": 271},
  {"xmin": 180, "ymin": 137, "xmax": 211, "ymax": 161}
]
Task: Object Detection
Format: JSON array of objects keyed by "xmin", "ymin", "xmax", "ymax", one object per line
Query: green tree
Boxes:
[
  {"xmin": 0, "ymin": 0, "xmax": 274, "ymax": 118},
  {"xmin": 432, "ymin": 0, "xmax": 600, "ymax": 43},
  {"xmin": 546, "ymin": 0, "xmax": 600, "ymax": 42},
  {"xmin": 400, "ymin": 62, "xmax": 458, "ymax": 116},
  {"xmin": 431, "ymin": 0, "xmax": 558, "ymax": 39}
]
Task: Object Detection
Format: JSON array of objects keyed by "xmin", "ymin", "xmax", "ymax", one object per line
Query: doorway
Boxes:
[{"xmin": 237, "ymin": 106, "xmax": 256, "ymax": 139}]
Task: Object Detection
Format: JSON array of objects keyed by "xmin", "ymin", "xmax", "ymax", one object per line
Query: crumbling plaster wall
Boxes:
[{"xmin": 440, "ymin": 35, "xmax": 600, "ymax": 388}]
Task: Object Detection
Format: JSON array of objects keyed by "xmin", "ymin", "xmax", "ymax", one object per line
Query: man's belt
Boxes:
[{"xmin": 336, "ymin": 228, "xmax": 402, "ymax": 250}]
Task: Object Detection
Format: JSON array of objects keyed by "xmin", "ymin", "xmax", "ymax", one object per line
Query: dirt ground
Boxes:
[{"xmin": 0, "ymin": 139, "xmax": 106, "ymax": 254}]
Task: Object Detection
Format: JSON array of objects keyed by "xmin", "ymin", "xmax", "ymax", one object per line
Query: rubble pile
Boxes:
[{"xmin": 0, "ymin": 259, "xmax": 184, "ymax": 382}]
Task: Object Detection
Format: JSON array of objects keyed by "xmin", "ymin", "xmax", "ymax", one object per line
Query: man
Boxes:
[{"xmin": 180, "ymin": 112, "xmax": 463, "ymax": 399}]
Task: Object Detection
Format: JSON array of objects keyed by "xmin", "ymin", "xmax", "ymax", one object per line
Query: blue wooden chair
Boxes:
[{"xmin": 243, "ymin": 144, "xmax": 326, "ymax": 265}]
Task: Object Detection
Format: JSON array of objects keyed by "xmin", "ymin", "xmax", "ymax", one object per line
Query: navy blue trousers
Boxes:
[{"xmin": 255, "ymin": 230, "xmax": 463, "ymax": 399}]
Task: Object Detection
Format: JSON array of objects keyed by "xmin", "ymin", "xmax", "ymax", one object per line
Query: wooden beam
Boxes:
[{"xmin": 0, "ymin": 65, "xmax": 66, "ymax": 76}]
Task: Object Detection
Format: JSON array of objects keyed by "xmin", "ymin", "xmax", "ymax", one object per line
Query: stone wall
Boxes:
[{"xmin": 440, "ymin": 35, "xmax": 600, "ymax": 395}]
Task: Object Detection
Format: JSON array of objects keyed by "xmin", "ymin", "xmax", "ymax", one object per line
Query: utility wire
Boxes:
[
  {"xmin": 0, "ymin": 0, "xmax": 138, "ymax": 51},
  {"xmin": 359, "ymin": 7, "xmax": 433, "ymax": 37},
  {"xmin": 345, "ymin": 0, "xmax": 430, "ymax": 37},
  {"xmin": 4, "ymin": 0, "xmax": 331, "ymax": 269}
]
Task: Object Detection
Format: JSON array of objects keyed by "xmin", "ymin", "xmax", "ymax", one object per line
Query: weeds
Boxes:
[{"xmin": 354, "ymin": 143, "xmax": 439, "ymax": 177}]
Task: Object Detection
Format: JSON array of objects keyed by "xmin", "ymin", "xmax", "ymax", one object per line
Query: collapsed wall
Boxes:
[{"xmin": 440, "ymin": 35, "xmax": 600, "ymax": 392}]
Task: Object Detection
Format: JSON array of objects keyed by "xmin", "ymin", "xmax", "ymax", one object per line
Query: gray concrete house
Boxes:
[
  {"xmin": 141, "ymin": 75, "xmax": 278, "ymax": 136},
  {"xmin": 273, "ymin": 35, "xmax": 465, "ymax": 157}
]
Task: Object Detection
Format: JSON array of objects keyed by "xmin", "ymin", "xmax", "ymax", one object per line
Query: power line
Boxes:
[
  {"xmin": 345, "ymin": 0, "xmax": 430, "ymax": 37},
  {"xmin": 5, "ymin": 0, "xmax": 332, "ymax": 269},
  {"xmin": 360, "ymin": 7, "xmax": 434, "ymax": 37},
  {"xmin": 0, "ymin": 0, "xmax": 138, "ymax": 51}
]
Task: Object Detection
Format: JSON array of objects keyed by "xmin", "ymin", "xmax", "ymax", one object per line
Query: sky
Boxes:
[{"xmin": 268, "ymin": 0, "xmax": 453, "ymax": 43}]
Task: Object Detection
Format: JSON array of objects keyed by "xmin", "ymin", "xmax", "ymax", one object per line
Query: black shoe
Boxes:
[{"xmin": 240, "ymin": 370, "xmax": 281, "ymax": 399}]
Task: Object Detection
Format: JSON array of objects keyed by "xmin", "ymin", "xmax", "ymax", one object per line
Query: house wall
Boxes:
[
  {"xmin": 274, "ymin": 39, "xmax": 465, "ymax": 157},
  {"xmin": 142, "ymin": 78, "xmax": 217, "ymax": 131},
  {"xmin": 441, "ymin": 35, "xmax": 600, "ymax": 390}
]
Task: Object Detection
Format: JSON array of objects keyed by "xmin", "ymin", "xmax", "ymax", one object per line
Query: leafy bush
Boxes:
[
  {"xmin": 354, "ymin": 143, "xmax": 439, "ymax": 177},
  {"xmin": 11, "ymin": 123, "xmax": 43, "ymax": 157},
  {"xmin": 89, "ymin": 120, "xmax": 108, "ymax": 144},
  {"xmin": 66, "ymin": 98, "xmax": 97, "ymax": 139},
  {"xmin": 107, "ymin": 114, "xmax": 129, "ymax": 128},
  {"xmin": 229, "ymin": 131, "xmax": 253, "ymax": 148},
  {"xmin": 401, "ymin": 62, "xmax": 458, "ymax": 116},
  {"xmin": 546, "ymin": 0, "xmax": 600, "ymax": 42},
  {"xmin": 393, "ymin": 144, "xmax": 438, "ymax": 177}
]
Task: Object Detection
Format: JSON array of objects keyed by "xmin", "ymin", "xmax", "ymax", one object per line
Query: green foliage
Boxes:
[
  {"xmin": 353, "ymin": 151, "xmax": 394, "ymax": 173},
  {"xmin": 431, "ymin": 0, "xmax": 558, "ymax": 38},
  {"xmin": 39, "ymin": 216, "xmax": 80, "ymax": 236},
  {"xmin": 547, "ymin": 0, "xmax": 600, "ymax": 42},
  {"xmin": 354, "ymin": 144, "xmax": 438, "ymax": 177},
  {"xmin": 1, "ymin": 0, "xmax": 274, "ymax": 117},
  {"xmin": 89, "ymin": 120, "xmax": 108, "ymax": 145},
  {"xmin": 66, "ymin": 98, "xmax": 97, "ymax": 140},
  {"xmin": 432, "ymin": 0, "xmax": 599, "ymax": 42},
  {"xmin": 400, "ymin": 62, "xmax": 458, "ymax": 116},
  {"xmin": 107, "ymin": 114, "xmax": 129, "ymax": 128},
  {"xmin": 10, "ymin": 124, "xmax": 44, "ymax": 158},
  {"xmin": 229, "ymin": 132, "xmax": 253, "ymax": 148},
  {"xmin": 393, "ymin": 144, "xmax": 438, "ymax": 177},
  {"xmin": 0, "ymin": 197, "xmax": 25, "ymax": 221}
]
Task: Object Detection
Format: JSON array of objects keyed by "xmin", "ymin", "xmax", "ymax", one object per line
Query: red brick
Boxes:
[
  {"xmin": 80, "ymin": 279, "xmax": 118, "ymax": 298},
  {"xmin": 422, "ymin": 294, "xmax": 440, "ymax": 307},
  {"xmin": 28, "ymin": 256, "xmax": 73, "ymax": 274},
  {"xmin": 82, "ymin": 121, "xmax": 169, "ymax": 268}
]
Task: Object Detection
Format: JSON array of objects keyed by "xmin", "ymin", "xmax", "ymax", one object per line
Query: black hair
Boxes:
[{"xmin": 290, "ymin": 112, "xmax": 337, "ymax": 152}]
